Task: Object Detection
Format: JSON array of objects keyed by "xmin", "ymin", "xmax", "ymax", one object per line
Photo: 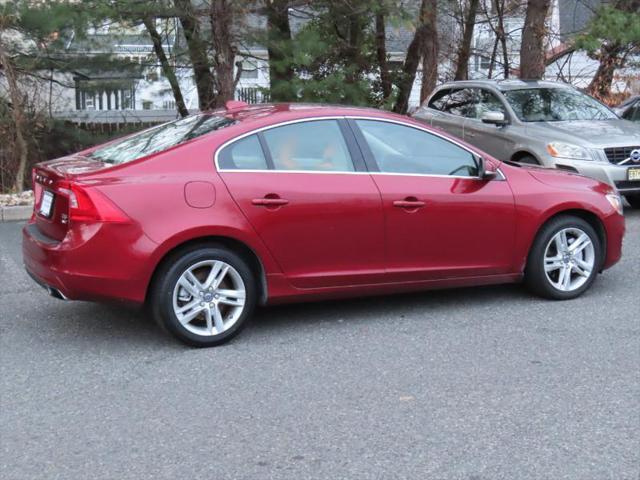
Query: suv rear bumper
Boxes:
[{"xmin": 22, "ymin": 221, "xmax": 156, "ymax": 305}]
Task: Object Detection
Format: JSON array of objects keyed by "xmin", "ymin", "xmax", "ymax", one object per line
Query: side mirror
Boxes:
[
  {"xmin": 478, "ymin": 156, "xmax": 498, "ymax": 180},
  {"xmin": 481, "ymin": 111, "xmax": 507, "ymax": 126}
]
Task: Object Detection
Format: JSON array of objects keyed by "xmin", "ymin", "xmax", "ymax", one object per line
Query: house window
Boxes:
[
  {"xmin": 85, "ymin": 94, "xmax": 95, "ymax": 110},
  {"xmin": 142, "ymin": 100, "xmax": 153, "ymax": 110},
  {"xmin": 163, "ymin": 100, "xmax": 176, "ymax": 110},
  {"xmin": 240, "ymin": 67, "xmax": 258, "ymax": 80},
  {"xmin": 122, "ymin": 90, "xmax": 132, "ymax": 109}
]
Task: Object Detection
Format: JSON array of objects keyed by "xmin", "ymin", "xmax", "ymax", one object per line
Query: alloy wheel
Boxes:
[
  {"xmin": 543, "ymin": 227, "xmax": 595, "ymax": 292},
  {"xmin": 172, "ymin": 260, "xmax": 246, "ymax": 336}
]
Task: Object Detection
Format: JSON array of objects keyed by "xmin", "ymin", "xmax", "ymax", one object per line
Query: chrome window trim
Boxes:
[{"xmin": 214, "ymin": 115, "xmax": 499, "ymax": 180}]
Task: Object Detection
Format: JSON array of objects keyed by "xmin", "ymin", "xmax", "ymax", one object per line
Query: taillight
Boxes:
[
  {"xmin": 31, "ymin": 168, "xmax": 40, "ymax": 221},
  {"xmin": 57, "ymin": 181, "xmax": 130, "ymax": 223}
]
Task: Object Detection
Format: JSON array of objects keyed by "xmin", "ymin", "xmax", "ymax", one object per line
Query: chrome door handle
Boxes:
[
  {"xmin": 393, "ymin": 198, "xmax": 426, "ymax": 209},
  {"xmin": 251, "ymin": 198, "xmax": 289, "ymax": 207}
]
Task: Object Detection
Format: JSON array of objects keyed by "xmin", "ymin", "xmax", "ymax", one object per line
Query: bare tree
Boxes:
[
  {"xmin": 394, "ymin": 0, "xmax": 438, "ymax": 113},
  {"xmin": 209, "ymin": 0, "xmax": 241, "ymax": 107},
  {"xmin": 454, "ymin": 0, "xmax": 480, "ymax": 80},
  {"xmin": 174, "ymin": 0, "xmax": 216, "ymax": 110},
  {"xmin": 375, "ymin": 10, "xmax": 393, "ymax": 102},
  {"xmin": 0, "ymin": 33, "xmax": 28, "ymax": 192},
  {"xmin": 483, "ymin": 0, "xmax": 512, "ymax": 79},
  {"xmin": 143, "ymin": 17, "xmax": 189, "ymax": 117},
  {"xmin": 419, "ymin": 0, "xmax": 439, "ymax": 103},
  {"xmin": 519, "ymin": 0, "xmax": 551, "ymax": 79}
]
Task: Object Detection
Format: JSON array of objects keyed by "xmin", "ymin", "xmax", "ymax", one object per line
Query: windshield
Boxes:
[
  {"xmin": 502, "ymin": 88, "xmax": 617, "ymax": 122},
  {"xmin": 88, "ymin": 114, "xmax": 237, "ymax": 164}
]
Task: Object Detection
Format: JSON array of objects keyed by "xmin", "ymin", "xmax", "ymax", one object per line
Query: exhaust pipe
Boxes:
[{"xmin": 47, "ymin": 286, "xmax": 68, "ymax": 301}]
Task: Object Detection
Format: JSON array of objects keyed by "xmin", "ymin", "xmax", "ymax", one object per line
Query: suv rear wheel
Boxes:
[
  {"xmin": 150, "ymin": 245, "xmax": 257, "ymax": 347},
  {"xmin": 525, "ymin": 215, "xmax": 602, "ymax": 300}
]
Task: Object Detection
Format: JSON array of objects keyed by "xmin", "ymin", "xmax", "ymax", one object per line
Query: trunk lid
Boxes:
[{"xmin": 32, "ymin": 156, "xmax": 110, "ymax": 241}]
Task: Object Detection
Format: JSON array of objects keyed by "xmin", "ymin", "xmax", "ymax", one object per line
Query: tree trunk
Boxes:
[
  {"xmin": 519, "ymin": 0, "xmax": 551, "ymax": 80},
  {"xmin": 143, "ymin": 17, "xmax": 189, "ymax": 117},
  {"xmin": 0, "ymin": 41, "xmax": 29, "ymax": 193},
  {"xmin": 419, "ymin": 0, "xmax": 438, "ymax": 103},
  {"xmin": 454, "ymin": 0, "xmax": 480, "ymax": 81},
  {"xmin": 265, "ymin": 0, "xmax": 294, "ymax": 102},
  {"xmin": 345, "ymin": 12, "xmax": 366, "ymax": 86},
  {"xmin": 210, "ymin": 0, "xmax": 237, "ymax": 108},
  {"xmin": 175, "ymin": 0, "xmax": 215, "ymax": 110},
  {"xmin": 375, "ymin": 12, "xmax": 392, "ymax": 101},
  {"xmin": 587, "ymin": 44, "xmax": 624, "ymax": 101},
  {"xmin": 585, "ymin": 0, "xmax": 639, "ymax": 100},
  {"xmin": 500, "ymin": 27, "xmax": 510, "ymax": 78},
  {"xmin": 393, "ymin": 0, "xmax": 437, "ymax": 113},
  {"xmin": 495, "ymin": 0, "xmax": 510, "ymax": 78}
]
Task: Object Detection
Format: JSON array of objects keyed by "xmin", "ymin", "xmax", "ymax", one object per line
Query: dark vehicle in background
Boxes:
[
  {"xmin": 614, "ymin": 96, "xmax": 639, "ymax": 123},
  {"xmin": 413, "ymin": 80, "xmax": 640, "ymax": 208}
]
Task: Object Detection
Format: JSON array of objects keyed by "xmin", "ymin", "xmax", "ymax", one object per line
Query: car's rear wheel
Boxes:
[
  {"xmin": 625, "ymin": 194, "xmax": 640, "ymax": 209},
  {"xmin": 151, "ymin": 245, "xmax": 257, "ymax": 347},
  {"xmin": 525, "ymin": 216, "xmax": 602, "ymax": 300}
]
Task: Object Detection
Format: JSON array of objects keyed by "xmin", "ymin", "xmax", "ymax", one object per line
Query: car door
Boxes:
[
  {"xmin": 217, "ymin": 118, "xmax": 386, "ymax": 288},
  {"xmin": 349, "ymin": 118, "xmax": 516, "ymax": 282},
  {"xmin": 463, "ymin": 88, "xmax": 516, "ymax": 161}
]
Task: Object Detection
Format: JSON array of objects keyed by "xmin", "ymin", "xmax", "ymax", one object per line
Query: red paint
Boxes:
[{"xmin": 23, "ymin": 104, "xmax": 625, "ymax": 307}]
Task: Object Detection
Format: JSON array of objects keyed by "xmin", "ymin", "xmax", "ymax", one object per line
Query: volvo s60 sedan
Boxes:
[
  {"xmin": 412, "ymin": 80, "xmax": 640, "ymax": 208},
  {"xmin": 23, "ymin": 103, "xmax": 625, "ymax": 346}
]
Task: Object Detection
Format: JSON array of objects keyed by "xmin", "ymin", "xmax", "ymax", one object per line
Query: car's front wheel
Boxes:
[
  {"xmin": 625, "ymin": 194, "xmax": 640, "ymax": 209},
  {"xmin": 525, "ymin": 216, "xmax": 602, "ymax": 300},
  {"xmin": 151, "ymin": 245, "xmax": 257, "ymax": 347}
]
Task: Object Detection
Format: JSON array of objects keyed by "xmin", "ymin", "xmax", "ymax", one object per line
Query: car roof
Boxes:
[
  {"xmin": 434, "ymin": 79, "xmax": 574, "ymax": 92},
  {"xmin": 208, "ymin": 102, "xmax": 409, "ymax": 126}
]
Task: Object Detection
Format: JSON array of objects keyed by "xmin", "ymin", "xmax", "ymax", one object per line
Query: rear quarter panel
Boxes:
[{"xmin": 78, "ymin": 134, "xmax": 283, "ymax": 291}]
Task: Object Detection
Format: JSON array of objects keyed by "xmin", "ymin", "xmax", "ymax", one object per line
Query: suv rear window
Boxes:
[{"xmin": 89, "ymin": 114, "xmax": 237, "ymax": 164}]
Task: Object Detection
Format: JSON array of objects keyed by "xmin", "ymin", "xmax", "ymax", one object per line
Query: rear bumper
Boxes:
[{"xmin": 22, "ymin": 221, "xmax": 157, "ymax": 305}]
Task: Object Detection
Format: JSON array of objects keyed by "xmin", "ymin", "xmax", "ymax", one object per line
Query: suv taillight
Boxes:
[{"xmin": 57, "ymin": 181, "xmax": 130, "ymax": 223}]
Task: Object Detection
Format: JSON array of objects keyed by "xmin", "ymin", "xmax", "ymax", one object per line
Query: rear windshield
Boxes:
[{"xmin": 88, "ymin": 114, "xmax": 237, "ymax": 164}]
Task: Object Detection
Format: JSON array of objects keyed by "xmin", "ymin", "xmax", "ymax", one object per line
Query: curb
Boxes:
[{"xmin": 1, "ymin": 205, "xmax": 33, "ymax": 222}]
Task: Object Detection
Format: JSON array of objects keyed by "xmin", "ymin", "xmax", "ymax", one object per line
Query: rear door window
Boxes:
[
  {"xmin": 441, "ymin": 89, "xmax": 477, "ymax": 118},
  {"xmin": 218, "ymin": 134, "xmax": 268, "ymax": 170},
  {"xmin": 262, "ymin": 120, "xmax": 355, "ymax": 172},
  {"xmin": 428, "ymin": 89, "xmax": 452, "ymax": 111}
]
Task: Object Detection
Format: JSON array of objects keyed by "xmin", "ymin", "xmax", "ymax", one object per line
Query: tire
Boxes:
[
  {"xmin": 625, "ymin": 194, "xmax": 640, "ymax": 209},
  {"xmin": 524, "ymin": 215, "xmax": 602, "ymax": 300},
  {"xmin": 150, "ymin": 244, "xmax": 257, "ymax": 347},
  {"xmin": 517, "ymin": 154, "xmax": 539, "ymax": 165}
]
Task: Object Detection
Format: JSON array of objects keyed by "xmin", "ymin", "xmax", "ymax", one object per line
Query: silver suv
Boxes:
[{"xmin": 412, "ymin": 79, "xmax": 640, "ymax": 208}]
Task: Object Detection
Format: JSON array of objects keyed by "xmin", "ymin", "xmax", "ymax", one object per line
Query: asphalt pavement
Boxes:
[{"xmin": 1, "ymin": 212, "xmax": 639, "ymax": 480}]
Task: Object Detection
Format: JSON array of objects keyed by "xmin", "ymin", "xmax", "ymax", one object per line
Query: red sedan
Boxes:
[{"xmin": 23, "ymin": 103, "xmax": 625, "ymax": 346}]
